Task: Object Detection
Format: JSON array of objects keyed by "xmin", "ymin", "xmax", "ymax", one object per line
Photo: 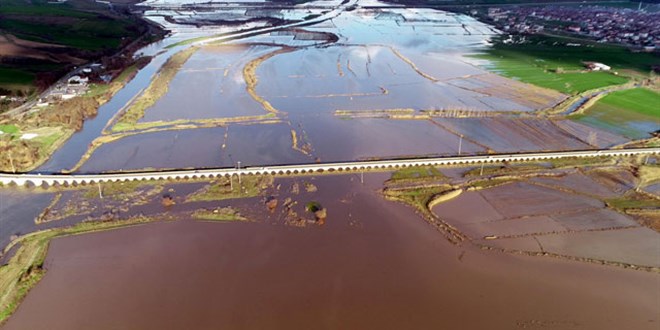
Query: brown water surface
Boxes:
[{"xmin": 3, "ymin": 175, "xmax": 658, "ymax": 329}]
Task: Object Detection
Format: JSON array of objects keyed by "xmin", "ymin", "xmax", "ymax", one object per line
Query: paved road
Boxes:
[{"xmin": 2, "ymin": 148, "xmax": 658, "ymax": 187}]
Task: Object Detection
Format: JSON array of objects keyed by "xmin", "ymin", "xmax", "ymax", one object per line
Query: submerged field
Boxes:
[
  {"xmin": 1, "ymin": 1, "xmax": 659, "ymax": 329},
  {"xmin": 66, "ymin": 6, "xmax": 649, "ymax": 173},
  {"xmin": 573, "ymin": 88, "xmax": 660, "ymax": 139},
  {"xmin": 2, "ymin": 158, "xmax": 659, "ymax": 328}
]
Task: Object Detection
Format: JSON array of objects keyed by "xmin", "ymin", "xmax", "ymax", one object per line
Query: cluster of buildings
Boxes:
[
  {"xmin": 40, "ymin": 64, "xmax": 108, "ymax": 106},
  {"xmin": 481, "ymin": 6, "xmax": 659, "ymax": 50}
]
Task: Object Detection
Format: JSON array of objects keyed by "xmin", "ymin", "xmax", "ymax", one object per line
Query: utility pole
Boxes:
[
  {"xmin": 237, "ymin": 161, "xmax": 241, "ymax": 185},
  {"xmin": 8, "ymin": 152, "xmax": 16, "ymax": 174},
  {"xmin": 458, "ymin": 135, "xmax": 463, "ymax": 155}
]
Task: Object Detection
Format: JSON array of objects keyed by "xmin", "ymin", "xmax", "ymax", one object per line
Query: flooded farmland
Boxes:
[
  {"xmin": 2, "ymin": 0, "xmax": 658, "ymax": 328},
  {"xmin": 3, "ymin": 174, "xmax": 659, "ymax": 329},
  {"xmin": 48, "ymin": 0, "xmax": 622, "ymax": 173}
]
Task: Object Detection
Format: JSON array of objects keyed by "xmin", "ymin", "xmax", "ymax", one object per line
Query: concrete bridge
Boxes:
[{"xmin": 1, "ymin": 148, "xmax": 658, "ymax": 187}]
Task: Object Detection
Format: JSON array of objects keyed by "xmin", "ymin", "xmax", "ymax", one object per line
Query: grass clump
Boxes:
[
  {"xmin": 606, "ymin": 190, "xmax": 659, "ymax": 211},
  {"xmin": 383, "ymin": 184, "xmax": 453, "ymax": 211},
  {"xmin": 468, "ymin": 177, "xmax": 517, "ymax": 190},
  {"xmin": 390, "ymin": 165, "xmax": 445, "ymax": 181},
  {"xmin": 462, "ymin": 164, "xmax": 546, "ymax": 177},
  {"xmin": 186, "ymin": 175, "xmax": 273, "ymax": 202},
  {"xmin": 82, "ymin": 180, "xmax": 163, "ymax": 201},
  {"xmin": 0, "ymin": 124, "xmax": 20, "ymax": 135},
  {"xmin": 192, "ymin": 207, "xmax": 247, "ymax": 222},
  {"xmin": 547, "ymin": 156, "xmax": 613, "ymax": 169},
  {"xmin": 638, "ymin": 165, "xmax": 660, "ymax": 187}
]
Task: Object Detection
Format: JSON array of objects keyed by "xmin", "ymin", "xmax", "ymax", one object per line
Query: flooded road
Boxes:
[{"xmin": 3, "ymin": 175, "xmax": 659, "ymax": 329}]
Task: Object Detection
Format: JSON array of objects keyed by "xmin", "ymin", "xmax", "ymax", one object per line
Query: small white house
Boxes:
[
  {"xmin": 68, "ymin": 75, "xmax": 89, "ymax": 85},
  {"xmin": 584, "ymin": 62, "xmax": 611, "ymax": 71}
]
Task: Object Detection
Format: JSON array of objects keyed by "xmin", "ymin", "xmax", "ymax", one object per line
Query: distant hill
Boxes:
[
  {"xmin": 0, "ymin": 0, "xmax": 151, "ymax": 99},
  {"xmin": 381, "ymin": 0, "xmax": 658, "ymax": 5}
]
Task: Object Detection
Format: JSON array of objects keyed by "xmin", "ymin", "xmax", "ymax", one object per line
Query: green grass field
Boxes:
[
  {"xmin": 0, "ymin": 68, "xmax": 35, "ymax": 86},
  {"xmin": 0, "ymin": 0, "xmax": 142, "ymax": 50},
  {"xmin": 0, "ymin": 3, "xmax": 94, "ymax": 18},
  {"xmin": 475, "ymin": 35, "xmax": 658, "ymax": 94},
  {"xmin": 0, "ymin": 17, "xmax": 135, "ymax": 50},
  {"xmin": 572, "ymin": 88, "xmax": 660, "ymax": 139},
  {"xmin": 0, "ymin": 124, "xmax": 19, "ymax": 134}
]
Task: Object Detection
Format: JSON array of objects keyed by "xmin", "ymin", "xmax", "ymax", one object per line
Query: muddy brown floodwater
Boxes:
[{"xmin": 3, "ymin": 174, "xmax": 658, "ymax": 329}]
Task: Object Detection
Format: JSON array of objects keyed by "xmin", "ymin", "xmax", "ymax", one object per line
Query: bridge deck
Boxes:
[{"xmin": 1, "ymin": 148, "xmax": 658, "ymax": 187}]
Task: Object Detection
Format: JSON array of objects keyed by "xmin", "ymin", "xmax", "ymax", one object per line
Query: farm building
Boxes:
[{"xmin": 583, "ymin": 62, "xmax": 611, "ymax": 71}]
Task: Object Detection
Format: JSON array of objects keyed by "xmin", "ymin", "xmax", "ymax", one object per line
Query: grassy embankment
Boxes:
[
  {"xmin": 0, "ymin": 215, "xmax": 164, "ymax": 324},
  {"xmin": 112, "ymin": 47, "xmax": 198, "ymax": 132},
  {"xmin": 388, "ymin": 165, "xmax": 446, "ymax": 182},
  {"xmin": 0, "ymin": 61, "xmax": 147, "ymax": 172},
  {"xmin": 243, "ymin": 48, "xmax": 293, "ymax": 115},
  {"xmin": 383, "ymin": 182, "xmax": 465, "ymax": 243},
  {"xmin": 605, "ymin": 180, "xmax": 660, "ymax": 232},
  {"xmin": 82, "ymin": 180, "xmax": 163, "ymax": 201},
  {"xmin": 110, "ymin": 46, "xmax": 286, "ymax": 134},
  {"xmin": 383, "ymin": 166, "xmax": 465, "ymax": 243},
  {"xmin": 111, "ymin": 114, "xmax": 279, "ymax": 134},
  {"xmin": 386, "ymin": 159, "xmax": 659, "ymax": 238},
  {"xmin": 570, "ymin": 88, "xmax": 660, "ymax": 139},
  {"xmin": 462, "ymin": 156, "xmax": 616, "ymax": 178},
  {"xmin": 475, "ymin": 35, "xmax": 657, "ymax": 94},
  {"xmin": 68, "ymin": 114, "xmax": 280, "ymax": 172},
  {"xmin": 0, "ymin": 0, "xmax": 147, "ymax": 99}
]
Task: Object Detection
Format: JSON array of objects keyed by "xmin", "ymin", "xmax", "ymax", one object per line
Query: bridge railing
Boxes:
[{"xmin": 1, "ymin": 148, "xmax": 658, "ymax": 187}]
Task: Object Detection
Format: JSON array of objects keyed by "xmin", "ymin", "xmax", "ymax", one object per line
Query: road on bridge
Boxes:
[{"xmin": 1, "ymin": 147, "xmax": 658, "ymax": 187}]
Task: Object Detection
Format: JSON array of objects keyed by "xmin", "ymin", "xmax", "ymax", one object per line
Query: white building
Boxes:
[
  {"xmin": 584, "ymin": 62, "xmax": 611, "ymax": 71},
  {"xmin": 68, "ymin": 75, "xmax": 89, "ymax": 85}
]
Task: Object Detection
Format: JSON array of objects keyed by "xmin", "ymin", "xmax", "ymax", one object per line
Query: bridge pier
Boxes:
[{"xmin": 1, "ymin": 148, "xmax": 658, "ymax": 187}]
